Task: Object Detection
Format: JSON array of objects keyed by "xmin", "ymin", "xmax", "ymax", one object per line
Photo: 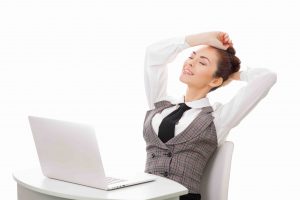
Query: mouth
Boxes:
[{"xmin": 182, "ymin": 68, "xmax": 194, "ymax": 76}]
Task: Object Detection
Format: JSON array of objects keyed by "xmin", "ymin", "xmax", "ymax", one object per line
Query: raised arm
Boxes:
[
  {"xmin": 144, "ymin": 36, "xmax": 190, "ymax": 110},
  {"xmin": 213, "ymin": 66, "xmax": 277, "ymax": 143}
]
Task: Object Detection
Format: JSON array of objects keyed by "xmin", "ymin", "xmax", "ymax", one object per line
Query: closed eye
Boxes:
[
  {"xmin": 189, "ymin": 56, "xmax": 206, "ymax": 65},
  {"xmin": 189, "ymin": 57, "xmax": 206, "ymax": 65}
]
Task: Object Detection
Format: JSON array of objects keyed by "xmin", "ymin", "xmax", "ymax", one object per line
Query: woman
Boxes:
[{"xmin": 143, "ymin": 31, "xmax": 277, "ymax": 200}]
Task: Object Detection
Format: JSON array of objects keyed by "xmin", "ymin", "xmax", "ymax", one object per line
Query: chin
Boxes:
[{"xmin": 179, "ymin": 74, "xmax": 189, "ymax": 84}]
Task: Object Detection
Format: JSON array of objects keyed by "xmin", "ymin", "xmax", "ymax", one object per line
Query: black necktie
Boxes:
[{"xmin": 158, "ymin": 103, "xmax": 192, "ymax": 143}]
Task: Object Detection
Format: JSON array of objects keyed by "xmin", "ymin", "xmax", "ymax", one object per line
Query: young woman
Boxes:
[{"xmin": 143, "ymin": 31, "xmax": 277, "ymax": 200}]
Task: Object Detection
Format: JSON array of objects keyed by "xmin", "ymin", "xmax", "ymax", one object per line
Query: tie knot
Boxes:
[{"xmin": 178, "ymin": 103, "xmax": 191, "ymax": 111}]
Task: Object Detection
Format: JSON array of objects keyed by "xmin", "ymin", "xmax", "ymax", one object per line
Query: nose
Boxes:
[{"xmin": 186, "ymin": 58, "xmax": 195, "ymax": 67}]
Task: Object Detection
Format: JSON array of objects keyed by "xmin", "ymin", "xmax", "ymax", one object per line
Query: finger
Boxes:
[
  {"xmin": 224, "ymin": 37, "xmax": 232, "ymax": 45},
  {"xmin": 222, "ymin": 32, "xmax": 226, "ymax": 40},
  {"xmin": 224, "ymin": 44, "xmax": 230, "ymax": 50},
  {"xmin": 224, "ymin": 34, "xmax": 230, "ymax": 40},
  {"xmin": 218, "ymin": 32, "xmax": 225, "ymax": 41},
  {"xmin": 224, "ymin": 36, "xmax": 230, "ymax": 43},
  {"xmin": 221, "ymin": 36, "xmax": 226, "ymax": 44}
]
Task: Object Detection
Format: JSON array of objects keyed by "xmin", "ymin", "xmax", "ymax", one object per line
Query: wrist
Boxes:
[{"xmin": 185, "ymin": 32, "xmax": 212, "ymax": 47}]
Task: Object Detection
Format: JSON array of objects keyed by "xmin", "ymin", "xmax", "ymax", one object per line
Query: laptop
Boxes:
[{"xmin": 28, "ymin": 115, "xmax": 156, "ymax": 190}]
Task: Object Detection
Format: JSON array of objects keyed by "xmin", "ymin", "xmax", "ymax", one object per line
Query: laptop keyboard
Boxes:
[{"xmin": 105, "ymin": 176, "xmax": 127, "ymax": 184}]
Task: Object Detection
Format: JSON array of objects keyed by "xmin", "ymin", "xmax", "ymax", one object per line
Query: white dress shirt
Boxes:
[{"xmin": 144, "ymin": 35, "xmax": 277, "ymax": 145}]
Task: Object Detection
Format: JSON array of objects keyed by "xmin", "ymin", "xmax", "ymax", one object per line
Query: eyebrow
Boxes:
[{"xmin": 192, "ymin": 51, "xmax": 210, "ymax": 64}]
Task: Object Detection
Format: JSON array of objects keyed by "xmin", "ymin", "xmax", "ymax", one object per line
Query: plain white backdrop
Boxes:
[{"xmin": 0, "ymin": 0, "xmax": 299, "ymax": 199}]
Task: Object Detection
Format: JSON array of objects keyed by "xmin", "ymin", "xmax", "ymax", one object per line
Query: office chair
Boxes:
[{"xmin": 199, "ymin": 141, "xmax": 234, "ymax": 200}]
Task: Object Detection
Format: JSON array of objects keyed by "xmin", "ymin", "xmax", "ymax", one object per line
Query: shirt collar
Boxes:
[{"xmin": 170, "ymin": 94, "xmax": 211, "ymax": 109}]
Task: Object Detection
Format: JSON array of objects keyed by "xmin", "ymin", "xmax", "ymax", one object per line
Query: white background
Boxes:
[{"xmin": 0, "ymin": 0, "xmax": 299, "ymax": 199}]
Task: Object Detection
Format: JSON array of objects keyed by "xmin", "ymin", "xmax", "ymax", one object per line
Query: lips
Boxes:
[{"xmin": 182, "ymin": 67, "xmax": 194, "ymax": 75}]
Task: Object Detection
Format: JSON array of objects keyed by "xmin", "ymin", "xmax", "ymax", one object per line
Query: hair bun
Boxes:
[
  {"xmin": 226, "ymin": 46, "xmax": 236, "ymax": 55},
  {"xmin": 225, "ymin": 46, "xmax": 240, "ymax": 73},
  {"xmin": 210, "ymin": 46, "xmax": 241, "ymax": 93}
]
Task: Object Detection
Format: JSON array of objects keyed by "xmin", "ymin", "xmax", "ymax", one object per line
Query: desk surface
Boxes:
[{"xmin": 13, "ymin": 169, "xmax": 188, "ymax": 200}]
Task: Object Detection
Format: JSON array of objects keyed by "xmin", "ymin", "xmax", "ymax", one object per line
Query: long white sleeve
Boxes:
[
  {"xmin": 144, "ymin": 36, "xmax": 190, "ymax": 110},
  {"xmin": 213, "ymin": 67, "xmax": 277, "ymax": 143}
]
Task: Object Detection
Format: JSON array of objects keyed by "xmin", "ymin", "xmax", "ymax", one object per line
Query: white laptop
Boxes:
[{"xmin": 28, "ymin": 115, "xmax": 156, "ymax": 190}]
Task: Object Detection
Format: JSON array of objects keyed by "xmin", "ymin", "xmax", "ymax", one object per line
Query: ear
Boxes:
[{"xmin": 208, "ymin": 76, "xmax": 223, "ymax": 88}]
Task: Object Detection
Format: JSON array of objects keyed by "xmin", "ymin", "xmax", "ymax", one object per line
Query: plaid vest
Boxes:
[{"xmin": 143, "ymin": 100, "xmax": 218, "ymax": 193}]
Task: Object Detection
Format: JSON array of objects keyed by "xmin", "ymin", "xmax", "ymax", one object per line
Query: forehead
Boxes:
[{"xmin": 194, "ymin": 46, "xmax": 218, "ymax": 65}]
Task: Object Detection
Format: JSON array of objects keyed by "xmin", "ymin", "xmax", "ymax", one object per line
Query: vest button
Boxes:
[
  {"xmin": 167, "ymin": 152, "xmax": 172, "ymax": 157},
  {"xmin": 151, "ymin": 153, "xmax": 155, "ymax": 158},
  {"xmin": 164, "ymin": 171, "xmax": 168, "ymax": 177}
]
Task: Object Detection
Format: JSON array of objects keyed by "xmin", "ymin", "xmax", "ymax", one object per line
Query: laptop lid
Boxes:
[{"xmin": 28, "ymin": 116, "xmax": 109, "ymax": 189}]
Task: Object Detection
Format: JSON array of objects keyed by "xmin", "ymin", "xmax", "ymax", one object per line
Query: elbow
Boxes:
[
  {"xmin": 145, "ymin": 43, "xmax": 158, "ymax": 56},
  {"xmin": 145, "ymin": 45, "xmax": 153, "ymax": 54},
  {"xmin": 259, "ymin": 70, "xmax": 277, "ymax": 90},
  {"xmin": 268, "ymin": 71, "xmax": 277, "ymax": 86},
  {"xmin": 258, "ymin": 68, "xmax": 277, "ymax": 86}
]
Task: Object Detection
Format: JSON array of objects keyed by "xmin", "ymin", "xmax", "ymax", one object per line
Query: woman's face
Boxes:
[{"xmin": 179, "ymin": 45, "xmax": 222, "ymax": 90}]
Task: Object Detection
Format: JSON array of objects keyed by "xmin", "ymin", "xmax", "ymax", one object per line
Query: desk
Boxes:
[{"xmin": 13, "ymin": 169, "xmax": 188, "ymax": 200}]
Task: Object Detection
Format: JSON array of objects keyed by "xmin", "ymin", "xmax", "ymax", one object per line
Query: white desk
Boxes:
[{"xmin": 13, "ymin": 169, "xmax": 188, "ymax": 200}]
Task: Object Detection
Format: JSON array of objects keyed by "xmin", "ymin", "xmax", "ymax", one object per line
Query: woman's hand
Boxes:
[
  {"xmin": 206, "ymin": 31, "xmax": 233, "ymax": 50},
  {"xmin": 185, "ymin": 31, "xmax": 233, "ymax": 50}
]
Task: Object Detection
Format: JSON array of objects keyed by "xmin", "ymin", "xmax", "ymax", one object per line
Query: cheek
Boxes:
[{"xmin": 193, "ymin": 67, "xmax": 212, "ymax": 81}]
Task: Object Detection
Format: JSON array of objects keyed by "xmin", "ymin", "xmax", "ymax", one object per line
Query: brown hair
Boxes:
[{"xmin": 209, "ymin": 46, "xmax": 241, "ymax": 92}]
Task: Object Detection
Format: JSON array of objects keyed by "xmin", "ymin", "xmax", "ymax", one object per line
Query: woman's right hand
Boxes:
[{"xmin": 205, "ymin": 31, "xmax": 233, "ymax": 50}]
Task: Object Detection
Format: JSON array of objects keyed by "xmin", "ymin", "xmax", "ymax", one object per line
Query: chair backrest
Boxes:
[{"xmin": 199, "ymin": 141, "xmax": 234, "ymax": 200}]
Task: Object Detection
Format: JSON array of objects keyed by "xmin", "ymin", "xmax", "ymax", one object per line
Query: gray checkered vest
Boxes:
[{"xmin": 143, "ymin": 100, "xmax": 218, "ymax": 193}]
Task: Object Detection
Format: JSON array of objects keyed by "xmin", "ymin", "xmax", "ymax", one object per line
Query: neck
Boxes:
[{"xmin": 184, "ymin": 86, "xmax": 209, "ymax": 102}]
